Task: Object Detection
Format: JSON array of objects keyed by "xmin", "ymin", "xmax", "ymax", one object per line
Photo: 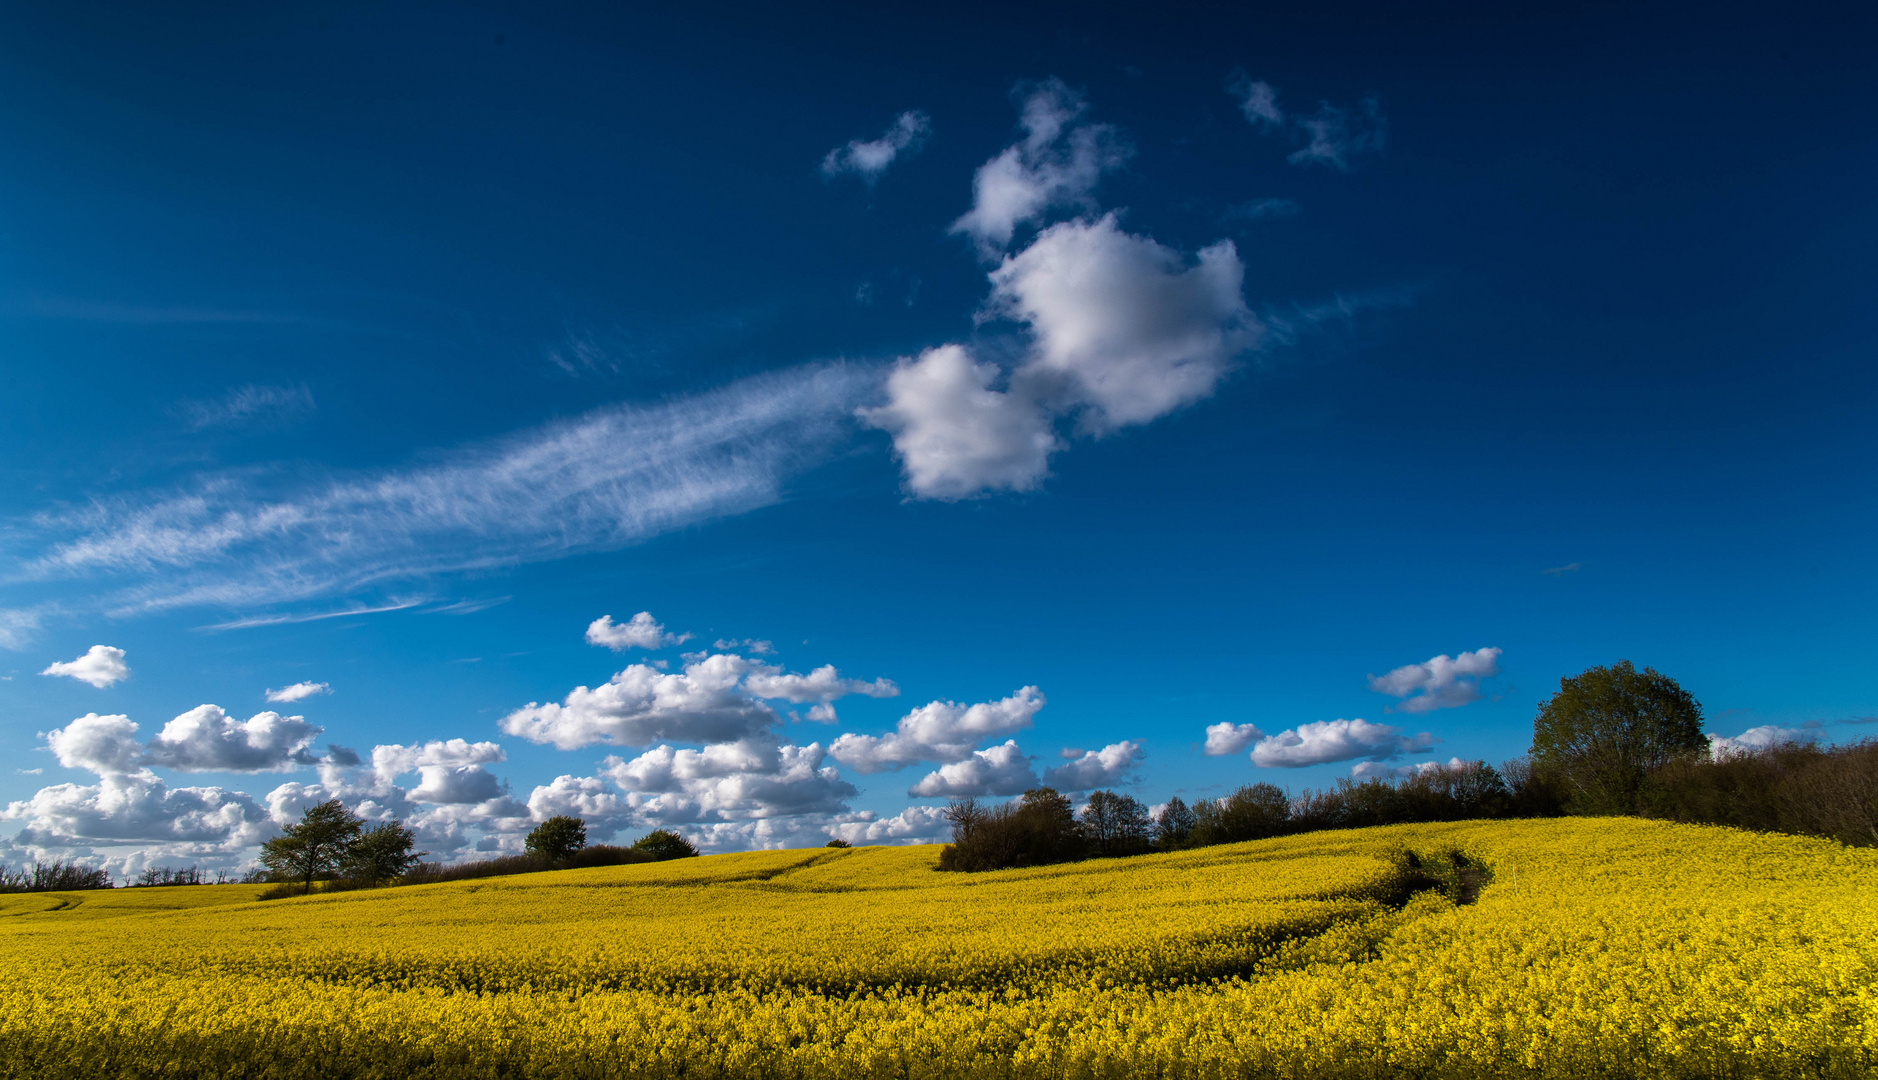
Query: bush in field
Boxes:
[
  {"xmin": 343, "ymin": 821, "xmax": 427, "ymax": 885},
  {"xmin": 1191, "ymin": 783, "xmax": 1291, "ymax": 845},
  {"xmin": 1643, "ymin": 738, "xmax": 1878, "ymax": 846},
  {"xmin": 632, "ymin": 829, "xmax": 700, "ymax": 860},
  {"xmin": 938, "ymin": 788, "xmax": 1087, "ymax": 871},
  {"xmin": 525, "ymin": 816, "xmax": 587, "ymax": 863},
  {"xmin": 1080, "ymin": 791, "xmax": 1153, "ymax": 857}
]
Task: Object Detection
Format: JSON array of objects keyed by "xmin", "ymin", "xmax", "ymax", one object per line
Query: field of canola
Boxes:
[{"xmin": 1, "ymin": 817, "xmax": 1874, "ymax": 1079}]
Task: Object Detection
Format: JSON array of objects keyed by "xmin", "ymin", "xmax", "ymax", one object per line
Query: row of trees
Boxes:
[
  {"xmin": 0, "ymin": 859, "xmax": 115, "ymax": 893},
  {"xmin": 938, "ymin": 660, "xmax": 1878, "ymax": 871}
]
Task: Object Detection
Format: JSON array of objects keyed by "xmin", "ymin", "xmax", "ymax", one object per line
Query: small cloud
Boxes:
[
  {"xmin": 1367, "ymin": 647, "xmax": 1501, "ymax": 714},
  {"xmin": 199, "ymin": 599, "xmax": 425, "ymax": 631},
  {"xmin": 16, "ymin": 768, "xmax": 42, "ymax": 776},
  {"xmin": 1228, "ymin": 74, "xmax": 1284, "ymax": 127},
  {"xmin": 178, "ymin": 384, "xmax": 315, "ymax": 431},
  {"xmin": 428, "ymin": 597, "xmax": 511, "ymax": 615},
  {"xmin": 1226, "ymin": 198, "xmax": 1299, "ymax": 221},
  {"xmin": 40, "ymin": 645, "xmax": 130, "ymax": 688},
  {"xmin": 1709, "ymin": 725, "xmax": 1818, "ymax": 758},
  {"xmin": 1542, "ymin": 562, "xmax": 1582, "ymax": 577},
  {"xmin": 586, "ymin": 612, "xmax": 691, "ymax": 651},
  {"xmin": 821, "ymin": 110, "xmax": 931, "ymax": 185},
  {"xmin": 1251, "ymin": 718, "xmax": 1434, "ymax": 768},
  {"xmin": 713, "ymin": 638, "xmax": 776, "ymax": 655},
  {"xmin": 1229, "ymin": 75, "xmax": 1386, "ymax": 171},
  {"xmin": 265, "ymin": 681, "xmax": 331, "ymax": 704},
  {"xmin": 1202, "ymin": 721, "xmax": 1263, "ymax": 756},
  {"xmin": 1058, "ymin": 747, "xmax": 1085, "ymax": 760}
]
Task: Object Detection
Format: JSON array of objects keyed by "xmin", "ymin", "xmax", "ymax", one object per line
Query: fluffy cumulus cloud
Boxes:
[
  {"xmin": 988, "ymin": 214, "xmax": 1257, "ymax": 433},
  {"xmin": 1042, "ymin": 740, "xmax": 1143, "ymax": 791},
  {"xmin": 586, "ymin": 611, "xmax": 690, "ymax": 651},
  {"xmin": 500, "ymin": 651, "xmax": 894, "ymax": 751},
  {"xmin": 908, "ymin": 740, "xmax": 1039, "ymax": 797},
  {"xmin": 1708, "ymin": 725, "xmax": 1819, "ymax": 759},
  {"xmin": 1367, "ymin": 647, "xmax": 1501, "ymax": 713},
  {"xmin": 145, "ymin": 705, "xmax": 321, "ymax": 772},
  {"xmin": 265, "ymin": 681, "xmax": 331, "ymax": 703},
  {"xmin": 46, "ymin": 713, "xmax": 145, "ymax": 775},
  {"xmin": 4, "ymin": 772, "xmax": 271, "ymax": 849},
  {"xmin": 857, "ymin": 345, "xmax": 1060, "ymax": 499},
  {"xmin": 1250, "ymin": 718, "xmax": 1435, "ymax": 768},
  {"xmin": 821, "ymin": 110, "xmax": 931, "ymax": 184},
  {"xmin": 829, "ymin": 687, "xmax": 1046, "ymax": 772},
  {"xmin": 827, "ymin": 804, "xmax": 952, "ymax": 845},
  {"xmin": 40, "ymin": 645, "xmax": 130, "ymax": 688},
  {"xmin": 1203, "ymin": 721, "xmax": 1263, "ymax": 756},
  {"xmin": 952, "ymin": 80, "xmax": 1128, "ymax": 256},
  {"xmin": 1230, "ymin": 75, "xmax": 1387, "ymax": 170}
]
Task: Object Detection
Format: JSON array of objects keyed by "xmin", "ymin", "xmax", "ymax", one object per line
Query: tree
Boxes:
[
  {"xmin": 525, "ymin": 816, "xmax": 587, "ymax": 863},
  {"xmin": 1080, "ymin": 790, "xmax": 1152, "ymax": 857},
  {"xmin": 824, "ymin": 838, "xmax": 852, "ymax": 848},
  {"xmin": 259, "ymin": 800, "xmax": 363, "ymax": 894},
  {"xmin": 1532, "ymin": 661, "xmax": 1706, "ymax": 814},
  {"xmin": 1191, "ymin": 783, "xmax": 1291, "ymax": 845},
  {"xmin": 632, "ymin": 829, "xmax": 700, "ymax": 860},
  {"xmin": 342, "ymin": 820, "xmax": 427, "ymax": 884},
  {"xmin": 1153, "ymin": 796, "xmax": 1196, "ymax": 849}
]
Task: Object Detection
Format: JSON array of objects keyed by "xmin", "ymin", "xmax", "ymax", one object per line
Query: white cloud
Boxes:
[
  {"xmin": 1367, "ymin": 647, "xmax": 1501, "ymax": 713},
  {"xmin": 744, "ymin": 663, "xmax": 897, "ymax": 704},
  {"xmin": 1203, "ymin": 721, "xmax": 1264, "ymax": 756},
  {"xmin": 714, "ymin": 638, "xmax": 775, "ymax": 655},
  {"xmin": 264, "ymin": 681, "xmax": 331, "ymax": 703},
  {"xmin": 500, "ymin": 654, "xmax": 776, "ymax": 750},
  {"xmin": 1042, "ymin": 740, "xmax": 1143, "ymax": 791},
  {"xmin": 40, "ymin": 645, "xmax": 130, "ymax": 688},
  {"xmin": 990, "ymin": 214, "xmax": 1257, "ymax": 433},
  {"xmin": 586, "ymin": 612, "xmax": 690, "ymax": 651},
  {"xmin": 1351, "ymin": 756, "xmax": 1469, "ymax": 780},
  {"xmin": 950, "ymin": 79, "xmax": 1128, "ymax": 256},
  {"xmin": 46, "ymin": 713, "xmax": 144, "ymax": 775},
  {"xmin": 25, "ymin": 363, "xmax": 872, "ymax": 618},
  {"xmin": 1708, "ymin": 725, "xmax": 1818, "ymax": 759},
  {"xmin": 857, "ymin": 345, "xmax": 1060, "ymax": 499},
  {"xmin": 829, "ymin": 686, "xmax": 1046, "ymax": 772},
  {"xmin": 908, "ymin": 740, "xmax": 1039, "ymax": 797},
  {"xmin": 407, "ymin": 765, "xmax": 506, "ymax": 805},
  {"xmin": 369, "ymin": 740, "xmax": 506, "ymax": 787},
  {"xmin": 178, "ymin": 384, "xmax": 315, "ymax": 431},
  {"xmin": 1250, "ymin": 718, "xmax": 1435, "ymax": 768},
  {"xmin": 821, "ymin": 110, "xmax": 931, "ymax": 184},
  {"xmin": 3, "ymin": 771, "xmax": 270, "ymax": 848},
  {"xmin": 827, "ymin": 805, "xmax": 951, "ymax": 845},
  {"xmin": 145, "ymin": 705, "xmax": 321, "ymax": 773}
]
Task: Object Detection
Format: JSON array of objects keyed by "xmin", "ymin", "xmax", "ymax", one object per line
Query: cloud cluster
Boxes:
[
  {"xmin": 1231, "ymin": 76, "xmax": 1387, "ymax": 170},
  {"xmin": 586, "ymin": 612, "xmax": 690, "ymax": 651},
  {"xmin": 829, "ymin": 687, "xmax": 1045, "ymax": 772},
  {"xmin": 1249, "ymin": 718, "xmax": 1434, "ymax": 768},
  {"xmin": 1367, "ymin": 647, "xmax": 1501, "ymax": 713},
  {"xmin": 908, "ymin": 739, "xmax": 1037, "ymax": 797},
  {"xmin": 1350, "ymin": 756, "xmax": 1470, "ymax": 780},
  {"xmin": 1203, "ymin": 721, "xmax": 1263, "ymax": 756},
  {"xmin": 500, "ymin": 651, "xmax": 895, "ymax": 751},
  {"xmin": 44, "ymin": 707, "xmax": 321, "ymax": 776},
  {"xmin": 40, "ymin": 645, "xmax": 130, "ymax": 688},
  {"xmin": 264, "ymin": 681, "xmax": 331, "ymax": 703},
  {"xmin": 826, "ymin": 805, "xmax": 951, "ymax": 845},
  {"xmin": 821, "ymin": 111, "xmax": 931, "ymax": 184},
  {"xmin": 1041, "ymin": 740, "xmax": 1144, "ymax": 791},
  {"xmin": 950, "ymin": 80, "xmax": 1128, "ymax": 256}
]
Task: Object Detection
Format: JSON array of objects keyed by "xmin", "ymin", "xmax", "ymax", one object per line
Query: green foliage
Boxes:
[
  {"xmin": 1532, "ymin": 660, "xmax": 1706, "ymax": 814},
  {"xmin": 825, "ymin": 838, "xmax": 852, "ymax": 848},
  {"xmin": 1191, "ymin": 783, "xmax": 1291, "ymax": 845},
  {"xmin": 632, "ymin": 829, "xmax": 700, "ymax": 861},
  {"xmin": 259, "ymin": 800, "xmax": 363, "ymax": 895},
  {"xmin": 524, "ymin": 816, "xmax": 587, "ymax": 863},
  {"xmin": 1153, "ymin": 796, "xmax": 1196, "ymax": 849},
  {"xmin": 343, "ymin": 821, "xmax": 427, "ymax": 885}
]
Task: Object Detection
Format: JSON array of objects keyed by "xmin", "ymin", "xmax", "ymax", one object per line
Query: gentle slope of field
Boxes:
[{"xmin": 2, "ymin": 818, "xmax": 1873, "ymax": 1078}]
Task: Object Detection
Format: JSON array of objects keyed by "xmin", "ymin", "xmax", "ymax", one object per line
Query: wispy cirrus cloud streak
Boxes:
[{"xmin": 15, "ymin": 364, "xmax": 873, "ymax": 620}]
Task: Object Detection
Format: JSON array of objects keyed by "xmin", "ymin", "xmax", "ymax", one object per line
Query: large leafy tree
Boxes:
[
  {"xmin": 632, "ymin": 829, "xmax": 700, "ymax": 861},
  {"xmin": 259, "ymin": 800, "xmax": 363, "ymax": 894},
  {"xmin": 1531, "ymin": 660, "xmax": 1706, "ymax": 814},
  {"xmin": 342, "ymin": 820, "xmax": 427, "ymax": 884},
  {"xmin": 524, "ymin": 816, "xmax": 587, "ymax": 863},
  {"xmin": 1079, "ymin": 790, "xmax": 1152, "ymax": 857}
]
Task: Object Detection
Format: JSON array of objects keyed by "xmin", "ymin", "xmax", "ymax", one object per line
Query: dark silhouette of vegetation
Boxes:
[
  {"xmin": 259, "ymin": 800, "xmax": 364, "ymax": 895},
  {"xmin": 1080, "ymin": 790, "xmax": 1153, "ymax": 857},
  {"xmin": 1152, "ymin": 796, "xmax": 1195, "ymax": 849},
  {"xmin": 133, "ymin": 865, "xmax": 241, "ymax": 887},
  {"xmin": 1190, "ymin": 782, "xmax": 1291, "ymax": 845},
  {"xmin": 632, "ymin": 828, "xmax": 701, "ymax": 860},
  {"xmin": 0, "ymin": 860, "xmax": 115, "ymax": 892},
  {"xmin": 1641, "ymin": 738, "xmax": 1878, "ymax": 846},
  {"xmin": 825, "ymin": 838, "xmax": 852, "ymax": 848},
  {"xmin": 937, "ymin": 788, "xmax": 1088, "ymax": 871},
  {"xmin": 525, "ymin": 815, "xmax": 587, "ymax": 862},
  {"xmin": 1532, "ymin": 660, "xmax": 1707, "ymax": 814},
  {"xmin": 342, "ymin": 821, "xmax": 427, "ymax": 885}
]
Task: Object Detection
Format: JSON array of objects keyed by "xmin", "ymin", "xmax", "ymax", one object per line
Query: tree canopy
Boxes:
[
  {"xmin": 632, "ymin": 829, "xmax": 700, "ymax": 861},
  {"xmin": 1532, "ymin": 660, "xmax": 1706, "ymax": 814},
  {"xmin": 259, "ymin": 800, "xmax": 363, "ymax": 894},
  {"xmin": 524, "ymin": 816, "xmax": 587, "ymax": 863}
]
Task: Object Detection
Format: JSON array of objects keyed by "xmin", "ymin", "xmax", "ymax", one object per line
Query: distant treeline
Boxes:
[
  {"xmin": 0, "ymin": 859, "xmax": 115, "ymax": 893},
  {"xmin": 939, "ymin": 739, "xmax": 1878, "ymax": 872}
]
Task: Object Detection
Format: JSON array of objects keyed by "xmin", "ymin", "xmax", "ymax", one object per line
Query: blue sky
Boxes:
[{"xmin": 2, "ymin": 3, "xmax": 1874, "ymax": 870}]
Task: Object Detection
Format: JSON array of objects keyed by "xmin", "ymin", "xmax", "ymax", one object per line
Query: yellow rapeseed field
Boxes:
[{"xmin": 1, "ymin": 817, "xmax": 1873, "ymax": 1078}]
